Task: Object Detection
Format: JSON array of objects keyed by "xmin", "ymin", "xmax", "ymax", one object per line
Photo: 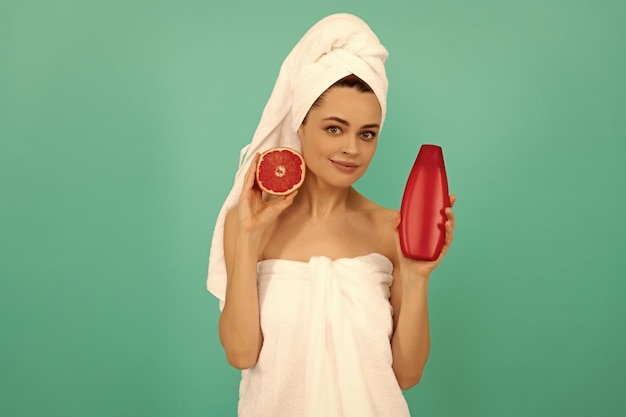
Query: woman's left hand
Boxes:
[{"xmin": 394, "ymin": 195, "xmax": 456, "ymax": 280}]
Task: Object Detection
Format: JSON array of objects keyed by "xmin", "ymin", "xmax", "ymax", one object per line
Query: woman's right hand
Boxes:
[{"xmin": 237, "ymin": 152, "xmax": 298, "ymax": 236}]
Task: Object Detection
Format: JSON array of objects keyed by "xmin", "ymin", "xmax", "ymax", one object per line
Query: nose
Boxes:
[{"xmin": 341, "ymin": 134, "xmax": 359, "ymax": 156}]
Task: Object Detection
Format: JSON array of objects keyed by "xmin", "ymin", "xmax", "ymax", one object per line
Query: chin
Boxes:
[{"xmin": 331, "ymin": 175, "xmax": 364, "ymax": 188}]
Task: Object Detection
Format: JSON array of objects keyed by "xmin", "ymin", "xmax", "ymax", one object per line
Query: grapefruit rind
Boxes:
[{"xmin": 256, "ymin": 147, "xmax": 305, "ymax": 195}]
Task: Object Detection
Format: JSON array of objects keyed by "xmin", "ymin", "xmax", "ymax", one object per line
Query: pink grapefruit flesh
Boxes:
[{"xmin": 256, "ymin": 147, "xmax": 305, "ymax": 195}]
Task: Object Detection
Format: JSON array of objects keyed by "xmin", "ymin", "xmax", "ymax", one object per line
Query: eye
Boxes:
[
  {"xmin": 361, "ymin": 131, "xmax": 377, "ymax": 140},
  {"xmin": 327, "ymin": 126, "xmax": 342, "ymax": 135}
]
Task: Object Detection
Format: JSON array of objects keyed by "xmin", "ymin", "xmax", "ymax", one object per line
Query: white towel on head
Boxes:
[{"xmin": 207, "ymin": 13, "xmax": 389, "ymax": 308}]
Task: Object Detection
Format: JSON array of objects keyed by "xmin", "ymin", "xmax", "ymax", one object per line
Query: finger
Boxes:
[
  {"xmin": 442, "ymin": 219, "xmax": 454, "ymax": 250},
  {"xmin": 275, "ymin": 190, "xmax": 299, "ymax": 212},
  {"xmin": 391, "ymin": 211, "xmax": 401, "ymax": 232},
  {"xmin": 243, "ymin": 153, "xmax": 260, "ymax": 191},
  {"xmin": 390, "ymin": 212, "xmax": 407, "ymax": 261},
  {"xmin": 266, "ymin": 187, "xmax": 298, "ymax": 205},
  {"xmin": 265, "ymin": 186, "xmax": 299, "ymax": 204},
  {"xmin": 435, "ymin": 230, "xmax": 453, "ymax": 262},
  {"xmin": 285, "ymin": 189, "xmax": 299, "ymax": 202},
  {"xmin": 445, "ymin": 207, "xmax": 456, "ymax": 229},
  {"xmin": 445, "ymin": 219, "xmax": 454, "ymax": 242},
  {"xmin": 239, "ymin": 155, "xmax": 264, "ymax": 209},
  {"xmin": 258, "ymin": 191, "xmax": 298, "ymax": 225},
  {"xmin": 449, "ymin": 194, "xmax": 456, "ymax": 208}
]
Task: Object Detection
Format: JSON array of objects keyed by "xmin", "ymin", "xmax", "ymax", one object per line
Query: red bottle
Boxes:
[{"xmin": 399, "ymin": 144, "xmax": 450, "ymax": 261}]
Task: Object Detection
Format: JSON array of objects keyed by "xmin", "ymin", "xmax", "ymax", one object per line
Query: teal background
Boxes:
[{"xmin": 2, "ymin": 0, "xmax": 625, "ymax": 416}]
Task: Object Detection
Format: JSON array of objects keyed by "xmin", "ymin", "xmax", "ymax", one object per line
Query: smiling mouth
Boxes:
[{"xmin": 330, "ymin": 159, "xmax": 358, "ymax": 168}]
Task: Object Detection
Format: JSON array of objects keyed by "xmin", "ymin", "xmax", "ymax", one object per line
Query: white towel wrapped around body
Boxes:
[
  {"xmin": 207, "ymin": 13, "xmax": 389, "ymax": 307},
  {"xmin": 238, "ymin": 254, "xmax": 410, "ymax": 416}
]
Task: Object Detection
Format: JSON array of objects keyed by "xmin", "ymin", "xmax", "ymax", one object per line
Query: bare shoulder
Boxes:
[
  {"xmin": 350, "ymin": 190, "xmax": 399, "ymax": 263},
  {"xmin": 351, "ymin": 189, "xmax": 397, "ymax": 223}
]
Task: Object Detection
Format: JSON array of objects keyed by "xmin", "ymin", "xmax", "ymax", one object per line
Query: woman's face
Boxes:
[{"xmin": 297, "ymin": 86, "xmax": 382, "ymax": 188}]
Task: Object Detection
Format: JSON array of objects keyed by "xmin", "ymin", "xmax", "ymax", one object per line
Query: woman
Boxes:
[{"xmin": 208, "ymin": 14, "xmax": 456, "ymax": 417}]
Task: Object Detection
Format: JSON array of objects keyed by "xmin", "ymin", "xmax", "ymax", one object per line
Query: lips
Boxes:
[
  {"xmin": 330, "ymin": 159, "xmax": 359, "ymax": 172},
  {"xmin": 330, "ymin": 159, "xmax": 358, "ymax": 168}
]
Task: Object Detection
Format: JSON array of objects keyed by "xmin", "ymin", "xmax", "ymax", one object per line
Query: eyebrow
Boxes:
[{"xmin": 322, "ymin": 116, "xmax": 380, "ymax": 129}]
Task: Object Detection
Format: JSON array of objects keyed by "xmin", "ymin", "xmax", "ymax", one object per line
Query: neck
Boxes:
[{"xmin": 293, "ymin": 176, "xmax": 355, "ymax": 219}]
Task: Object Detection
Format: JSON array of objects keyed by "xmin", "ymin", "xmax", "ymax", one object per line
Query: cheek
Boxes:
[
  {"xmin": 362, "ymin": 140, "xmax": 378, "ymax": 156},
  {"xmin": 300, "ymin": 139, "xmax": 335, "ymax": 173},
  {"xmin": 300, "ymin": 133, "xmax": 331, "ymax": 155}
]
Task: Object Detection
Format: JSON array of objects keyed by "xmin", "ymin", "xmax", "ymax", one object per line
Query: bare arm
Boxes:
[
  {"xmin": 389, "ymin": 196, "xmax": 456, "ymax": 389},
  {"xmin": 389, "ymin": 268, "xmax": 431, "ymax": 389},
  {"xmin": 218, "ymin": 208, "xmax": 264, "ymax": 369},
  {"xmin": 218, "ymin": 153, "xmax": 298, "ymax": 369}
]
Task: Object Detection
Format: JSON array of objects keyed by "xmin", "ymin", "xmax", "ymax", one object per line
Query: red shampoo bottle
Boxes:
[{"xmin": 399, "ymin": 144, "xmax": 450, "ymax": 261}]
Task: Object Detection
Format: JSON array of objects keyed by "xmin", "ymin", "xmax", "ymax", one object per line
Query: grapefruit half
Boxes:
[{"xmin": 256, "ymin": 147, "xmax": 306, "ymax": 195}]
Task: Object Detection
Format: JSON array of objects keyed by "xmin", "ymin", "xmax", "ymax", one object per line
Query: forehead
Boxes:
[{"xmin": 311, "ymin": 87, "xmax": 382, "ymax": 124}]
